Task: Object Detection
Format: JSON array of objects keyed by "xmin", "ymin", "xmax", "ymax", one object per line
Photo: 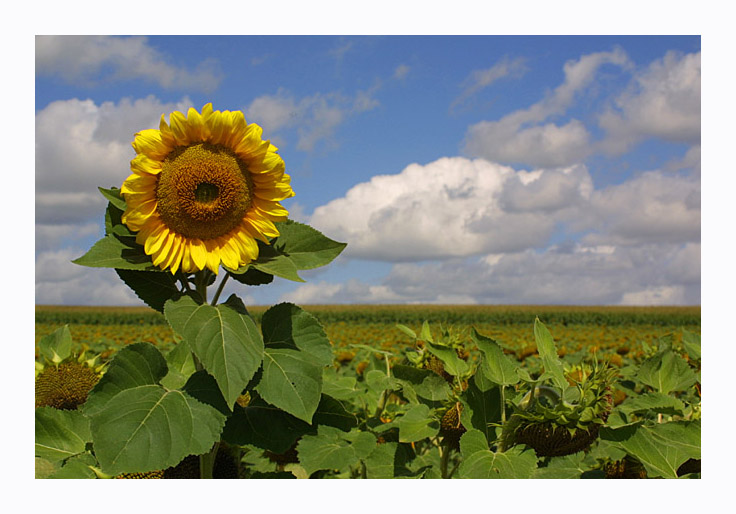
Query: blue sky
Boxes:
[{"xmin": 35, "ymin": 34, "xmax": 702, "ymax": 306}]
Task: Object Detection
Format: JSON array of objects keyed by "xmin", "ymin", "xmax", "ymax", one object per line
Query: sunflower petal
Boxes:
[
  {"xmin": 132, "ymin": 129, "xmax": 169, "ymax": 160},
  {"xmin": 186, "ymin": 107, "xmax": 204, "ymax": 142},
  {"xmin": 189, "ymin": 238, "xmax": 208, "ymax": 271},
  {"xmin": 169, "ymin": 110, "xmax": 190, "ymax": 146}
]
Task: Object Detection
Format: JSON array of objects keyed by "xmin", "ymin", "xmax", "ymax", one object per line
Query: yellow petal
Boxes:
[
  {"xmin": 189, "ymin": 238, "xmax": 207, "ymax": 271},
  {"xmin": 130, "ymin": 154, "xmax": 162, "ymax": 176},
  {"xmin": 169, "ymin": 110, "xmax": 190, "ymax": 146},
  {"xmin": 152, "ymin": 231, "xmax": 175, "ymax": 267},
  {"xmin": 159, "ymin": 114, "xmax": 176, "ymax": 148},
  {"xmin": 219, "ymin": 238, "xmax": 241, "ymax": 270},
  {"xmin": 253, "ymin": 197, "xmax": 289, "ymax": 220},
  {"xmin": 132, "ymin": 129, "xmax": 169, "ymax": 160},
  {"xmin": 244, "ymin": 216, "xmax": 279, "ymax": 241},
  {"xmin": 207, "ymin": 109, "xmax": 225, "ymax": 145},
  {"xmin": 204, "ymin": 240, "xmax": 221, "ymax": 274},
  {"xmin": 254, "ymin": 181, "xmax": 294, "ymax": 202},
  {"xmin": 122, "ymin": 173, "xmax": 157, "ymax": 195},
  {"xmin": 144, "ymin": 224, "xmax": 169, "ymax": 255},
  {"xmin": 186, "ymin": 107, "xmax": 204, "ymax": 142}
]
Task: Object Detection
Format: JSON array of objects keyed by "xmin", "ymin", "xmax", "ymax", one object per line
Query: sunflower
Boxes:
[{"xmin": 120, "ymin": 104, "xmax": 294, "ymax": 274}]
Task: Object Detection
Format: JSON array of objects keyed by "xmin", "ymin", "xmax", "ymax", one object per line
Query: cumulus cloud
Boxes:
[
  {"xmin": 35, "ymin": 248, "xmax": 139, "ymax": 305},
  {"xmin": 246, "ymin": 87, "xmax": 380, "ymax": 151},
  {"xmin": 579, "ymin": 171, "xmax": 701, "ymax": 246},
  {"xmin": 282, "ymin": 242, "xmax": 700, "ymax": 306},
  {"xmin": 36, "ymin": 35, "xmax": 223, "ymax": 92},
  {"xmin": 35, "ymin": 96, "xmax": 194, "ymax": 225},
  {"xmin": 451, "ymin": 56, "xmax": 527, "ymax": 113},
  {"xmin": 598, "ymin": 51, "xmax": 701, "ymax": 154},
  {"xmin": 309, "ymin": 157, "xmax": 594, "ymax": 261},
  {"xmin": 464, "ymin": 48, "xmax": 632, "ymax": 167}
]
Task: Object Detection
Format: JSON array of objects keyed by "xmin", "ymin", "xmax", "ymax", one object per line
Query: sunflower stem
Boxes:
[
  {"xmin": 200, "ymin": 441, "xmax": 220, "ymax": 479},
  {"xmin": 210, "ymin": 273, "xmax": 230, "ymax": 306}
]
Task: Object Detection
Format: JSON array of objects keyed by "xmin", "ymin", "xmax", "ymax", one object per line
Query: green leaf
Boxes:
[
  {"xmin": 617, "ymin": 392, "xmax": 686, "ymax": 417},
  {"xmin": 472, "ymin": 328, "xmax": 520, "ymax": 386},
  {"xmin": 321, "ymin": 369, "xmax": 362, "ymax": 400},
  {"xmin": 182, "ymin": 370, "xmax": 231, "ymax": 416},
  {"xmin": 90, "ymin": 385, "xmax": 226, "ymax": 475},
  {"xmin": 392, "ymin": 364, "xmax": 451, "ymax": 401},
  {"xmin": 38, "ymin": 325, "xmax": 73, "ymax": 364},
  {"xmin": 272, "ymin": 219, "xmax": 347, "ymax": 270},
  {"xmin": 424, "ymin": 341, "xmax": 469, "ymax": 377},
  {"xmin": 532, "ymin": 452, "xmax": 589, "ymax": 479},
  {"xmin": 394, "ymin": 404, "xmax": 440, "ymax": 443},
  {"xmin": 83, "ymin": 342, "xmax": 168, "ymax": 416},
  {"xmin": 35, "ymin": 407, "xmax": 91, "ymax": 464},
  {"xmin": 637, "ymin": 350, "xmax": 697, "ymax": 394},
  {"xmin": 681, "ymin": 329, "xmax": 701, "ymax": 361},
  {"xmin": 601, "ymin": 421, "xmax": 700, "ymax": 478},
  {"xmin": 296, "ymin": 426, "xmax": 372, "ymax": 476},
  {"xmin": 98, "ymin": 186, "xmax": 127, "ymax": 211},
  {"xmin": 261, "ymin": 302, "xmax": 334, "ymax": 366},
  {"xmin": 256, "ymin": 348, "xmax": 323, "ymax": 423},
  {"xmin": 395, "ymin": 324, "xmax": 417, "ymax": 339},
  {"xmin": 249, "ymin": 244, "xmax": 305, "ymax": 282},
  {"xmin": 228, "ymin": 267, "xmax": 274, "ymax": 286},
  {"xmin": 365, "ymin": 442, "xmax": 397, "ymax": 479},
  {"xmin": 458, "ymin": 429, "xmax": 537, "ymax": 479},
  {"xmin": 460, "ymin": 379, "xmax": 502, "ymax": 442},
  {"xmin": 164, "ymin": 294, "xmax": 264, "ymax": 408},
  {"xmin": 222, "ymin": 396, "xmax": 306, "ymax": 453},
  {"xmin": 533, "ymin": 318, "xmax": 568, "ymax": 391},
  {"xmin": 72, "ymin": 234, "xmax": 159, "ymax": 271},
  {"xmin": 160, "ymin": 341, "xmax": 196, "ymax": 390},
  {"xmin": 48, "ymin": 453, "xmax": 98, "ymax": 479},
  {"xmin": 115, "ymin": 269, "xmax": 180, "ymax": 313}
]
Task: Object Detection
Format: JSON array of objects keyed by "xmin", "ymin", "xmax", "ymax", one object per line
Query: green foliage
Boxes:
[
  {"xmin": 165, "ymin": 294, "xmax": 264, "ymax": 408},
  {"xmin": 41, "ymin": 194, "xmax": 700, "ymax": 479}
]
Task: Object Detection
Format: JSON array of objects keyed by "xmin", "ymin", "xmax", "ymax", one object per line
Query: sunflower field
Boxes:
[
  {"xmin": 35, "ymin": 303, "xmax": 701, "ymax": 479},
  {"xmin": 35, "ymin": 104, "xmax": 700, "ymax": 479}
]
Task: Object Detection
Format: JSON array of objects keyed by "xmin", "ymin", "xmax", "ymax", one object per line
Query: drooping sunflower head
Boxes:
[{"xmin": 121, "ymin": 104, "xmax": 294, "ymax": 274}]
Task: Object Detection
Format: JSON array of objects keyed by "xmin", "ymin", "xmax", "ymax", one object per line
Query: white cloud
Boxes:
[
  {"xmin": 598, "ymin": 51, "xmax": 701, "ymax": 154},
  {"xmin": 35, "ymin": 35, "xmax": 222, "ymax": 92},
  {"xmin": 464, "ymin": 47, "xmax": 631, "ymax": 167},
  {"xmin": 580, "ymin": 170, "xmax": 701, "ymax": 246},
  {"xmin": 245, "ymin": 87, "xmax": 380, "ymax": 152},
  {"xmin": 309, "ymin": 157, "xmax": 593, "ymax": 261},
  {"xmin": 282, "ymin": 242, "xmax": 700, "ymax": 306},
  {"xmin": 35, "ymin": 249, "xmax": 139, "ymax": 305},
  {"xmin": 451, "ymin": 56, "xmax": 527, "ymax": 113},
  {"xmin": 35, "ymin": 96, "xmax": 194, "ymax": 225}
]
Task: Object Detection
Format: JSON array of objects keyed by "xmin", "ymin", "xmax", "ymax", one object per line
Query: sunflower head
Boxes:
[
  {"xmin": 120, "ymin": 104, "xmax": 294, "ymax": 275},
  {"xmin": 35, "ymin": 361, "xmax": 101, "ymax": 410}
]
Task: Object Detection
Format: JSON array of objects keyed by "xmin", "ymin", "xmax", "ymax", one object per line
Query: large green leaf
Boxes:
[
  {"xmin": 637, "ymin": 350, "xmax": 697, "ymax": 394},
  {"xmin": 457, "ymin": 429, "xmax": 537, "ymax": 479},
  {"xmin": 392, "ymin": 364, "xmax": 451, "ymax": 401},
  {"xmin": 116, "ymin": 269, "xmax": 180, "ymax": 313},
  {"xmin": 35, "ymin": 407, "xmax": 91, "ymax": 464},
  {"xmin": 272, "ymin": 219, "xmax": 347, "ymax": 270},
  {"xmin": 364, "ymin": 442, "xmax": 397, "ymax": 479},
  {"xmin": 248, "ymin": 244, "xmax": 304, "ymax": 282},
  {"xmin": 83, "ymin": 342, "xmax": 168, "ymax": 416},
  {"xmin": 424, "ymin": 341, "xmax": 469, "ymax": 377},
  {"xmin": 532, "ymin": 452, "xmax": 596, "ymax": 479},
  {"xmin": 261, "ymin": 302, "xmax": 334, "ymax": 366},
  {"xmin": 296, "ymin": 426, "xmax": 374, "ymax": 476},
  {"xmin": 601, "ymin": 420, "xmax": 700, "ymax": 478},
  {"xmin": 222, "ymin": 394, "xmax": 357, "ymax": 453},
  {"xmin": 90, "ymin": 385, "xmax": 226, "ymax": 475},
  {"xmin": 394, "ymin": 404, "xmax": 440, "ymax": 443},
  {"xmin": 460, "ymin": 379, "xmax": 502, "ymax": 443},
  {"xmin": 48, "ymin": 453, "xmax": 99, "ymax": 479},
  {"xmin": 617, "ymin": 392, "xmax": 686, "ymax": 417},
  {"xmin": 533, "ymin": 318, "xmax": 568, "ymax": 391},
  {"xmin": 256, "ymin": 348, "xmax": 323, "ymax": 423},
  {"xmin": 164, "ymin": 294, "xmax": 264, "ymax": 408},
  {"xmin": 681, "ymin": 329, "xmax": 701, "ymax": 361},
  {"xmin": 72, "ymin": 234, "xmax": 159, "ymax": 271},
  {"xmin": 38, "ymin": 325, "xmax": 73, "ymax": 364},
  {"xmin": 472, "ymin": 328, "xmax": 520, "ymax": 386},
  {"xmin": 159, "ymin": 340, "xmax": 196, "ymax": 390}
]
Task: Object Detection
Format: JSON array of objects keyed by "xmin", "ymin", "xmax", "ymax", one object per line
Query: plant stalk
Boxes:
[
  {"xmin": 210, "ymin": 273, "xmax": 230, "ymax": 306},
  {"xmin": 200, "ymin": 441, "xmax": 220, "ymax": 479}
]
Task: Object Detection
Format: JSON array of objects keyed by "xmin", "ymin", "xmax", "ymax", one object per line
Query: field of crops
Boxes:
[
  {"xmin": 35, "ymin": 303, "xmax": 700, "ymax": 479},
  {"xmin": 36, "ymin": 304, "xmax": 700, "ymax": 362}
]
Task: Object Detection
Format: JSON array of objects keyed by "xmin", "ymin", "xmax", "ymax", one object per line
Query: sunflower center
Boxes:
[{"xmin": 156, "ymin": 143, "xmax": 254, "ymax": 240}]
